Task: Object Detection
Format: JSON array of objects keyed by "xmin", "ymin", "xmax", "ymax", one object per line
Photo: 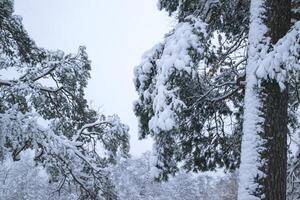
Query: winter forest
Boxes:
[{"xmin": 0, "ymin": 0, "xmax": 300, "ymax": 199}]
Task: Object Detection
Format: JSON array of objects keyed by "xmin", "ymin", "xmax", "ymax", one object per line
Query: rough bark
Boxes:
[
  {"xmin": 257, "ymin": 0, "xmax": 291, "ymax": 199},
  {"xmin": 258, "ymin": 81, "xmax": 289, "ymax": 199}
]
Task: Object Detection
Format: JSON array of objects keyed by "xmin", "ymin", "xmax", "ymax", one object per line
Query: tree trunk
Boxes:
[
  {"xmin": 258, "ymin": 81, "xmax": 289, "ymax": 199},
  {"xmin": 257, "ymin": 0, "xmax": 291, "ymax": 199}
]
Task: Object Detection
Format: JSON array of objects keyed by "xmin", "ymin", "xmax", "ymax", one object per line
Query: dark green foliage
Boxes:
[
  {"xmin": 0, "ymin": 1, "xmax": 129, "ymax": 199},
  {"xmin": 134, "ymin": 11, "xmax": 247, "ymax": 179},
  {"xmin": 158, "ymin": 0, "xmax": 250, "ymax": 38}
]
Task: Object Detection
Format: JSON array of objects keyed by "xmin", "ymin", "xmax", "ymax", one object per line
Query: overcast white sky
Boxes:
[{"xmin": 14, "ymin": 0, "xmax": 172, "ymax": 156}]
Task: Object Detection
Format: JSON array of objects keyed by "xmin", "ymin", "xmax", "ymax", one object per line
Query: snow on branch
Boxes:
[
  {"xmin": 149, "ymin": 16, "xmax": 207, "ymax": 133},
  {"xmin": 256, "ymin": 21, "xmax": 300, "ymax": 89},
  {"xmin": 0, "ymin": 108, "xmax": 129, "ymax": 198}
]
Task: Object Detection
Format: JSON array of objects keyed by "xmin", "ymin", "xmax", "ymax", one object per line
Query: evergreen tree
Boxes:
[
  {"xmin": 134, "ymin": 0, "xmax": 300, "ymax": 199},
  {"xmin": 0, "ymin": 1, "xmax": 129, "ymax": 199},
  {"xmin": 134, "ymin": 0, "xmax": 251, "ymax": 179}
]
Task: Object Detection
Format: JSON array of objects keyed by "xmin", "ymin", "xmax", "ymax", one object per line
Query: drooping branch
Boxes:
[{"xmin": 0, "ymin": 78, "xmax": 63, "ymax": 93}]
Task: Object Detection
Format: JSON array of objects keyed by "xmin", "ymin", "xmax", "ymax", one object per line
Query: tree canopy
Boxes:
[{"xmin": 0, "ymin": 1, "xmax": 129, "ymax": 199}]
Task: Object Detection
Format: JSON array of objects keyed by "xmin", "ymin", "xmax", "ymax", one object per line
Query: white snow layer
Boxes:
[
  {"xmin": 135, "ymin": 17, "xmax": 207, "ymax": 134},
  {"xmin": 256, "ymin": 21, "xmax": 300, "ymax": 89},
  {"xmin": 237, "ymin": 0, "xmax": 269, "ymax": 199}
]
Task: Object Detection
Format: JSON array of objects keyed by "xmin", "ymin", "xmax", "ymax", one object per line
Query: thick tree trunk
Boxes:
[
  {"xmin": 238, "ymin": 1, "xmax": 269, "ymax": 199},
  {"xmin": 258, "ymin": 81, "xmax": 288, "ymax": 199},
  {"xmin": 257, "ymin": 0, "xmax": 291, "ymax": 199}
]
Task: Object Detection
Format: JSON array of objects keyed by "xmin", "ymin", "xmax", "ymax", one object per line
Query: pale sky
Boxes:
[{"xmin": 14, "ymin": 0, "xmax": 172, "ymax": 156}]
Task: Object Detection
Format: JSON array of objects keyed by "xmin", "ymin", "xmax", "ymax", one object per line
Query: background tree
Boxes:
[
  {"xmin": 110, "ymin": 152, "xmax": 238, "ymax": 200},
  {"xmin": 0, "ymin": 150, "xmax": 78, "ymax": 200}
]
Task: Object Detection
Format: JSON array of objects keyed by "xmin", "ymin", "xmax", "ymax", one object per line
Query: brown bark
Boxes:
[
  {"xmin": 258, "ymin": 0, "xmax": 291, "ymax": 199},
  {"xmin": 259, "ymin": 80, "xmax": 289, "ymax": 200}
]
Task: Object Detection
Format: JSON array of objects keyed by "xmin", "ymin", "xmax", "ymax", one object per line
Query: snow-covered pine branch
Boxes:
[
  {"xmin": 134, "ymin": 2, "xmax": 248, "ymax": 179},
  {"xmin": 256, "ymin": 21, "xmax": 300, "ymax": 89},
  {"xmin": 0, "ymin": 1, "xmax": 130, "ymax": 199}
]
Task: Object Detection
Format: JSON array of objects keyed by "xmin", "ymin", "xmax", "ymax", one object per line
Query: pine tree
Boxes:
[
  {"xmin": 134, "ymin": 0, "xmax": 300, "ymax": 198},
  {"xmin": 238, "ymin": 0, "xmax": 300, "ymax": 199},
  {"xmin": 134, "ymin": 0, "xmax": 251, "ymax": 179},
  {"xmin": 0, "ymin": 1, "xmax": 129, "ymax": 199},
  {"xmin": 134, "ymin": 0, "xmax": 249, "ymax": 179}
]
